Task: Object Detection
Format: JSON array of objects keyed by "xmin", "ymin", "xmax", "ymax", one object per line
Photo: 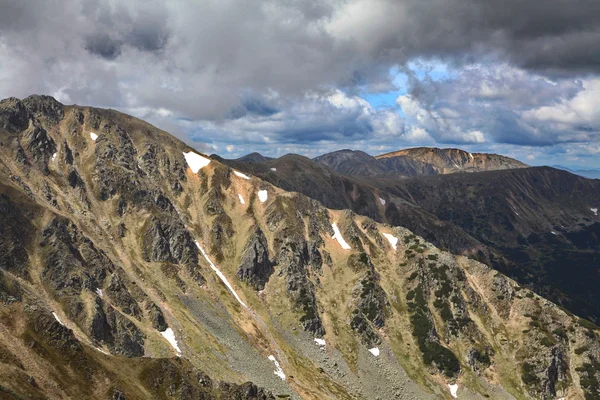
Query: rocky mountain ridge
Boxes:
[
  {"xmin": 312, "ymin": 147, "xmax": 527, "ymax": 178},
  {"xmin": 0, "ymin": 95, "xmax": 599, "ymax": 400}
]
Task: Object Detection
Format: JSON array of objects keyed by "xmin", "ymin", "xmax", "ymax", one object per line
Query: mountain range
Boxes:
[
  {"xmin": 1, "ymin": 95, "xmax": 599, "ymax": 400},
  {"xmin": 551, "ymin": 165, "xmax": 600, "ymax": 180}
]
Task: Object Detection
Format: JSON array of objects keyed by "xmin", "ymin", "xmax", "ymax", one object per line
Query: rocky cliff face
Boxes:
[{"xmin": 0, "ymin": 95, "xmax": 598, "ymax": 400}]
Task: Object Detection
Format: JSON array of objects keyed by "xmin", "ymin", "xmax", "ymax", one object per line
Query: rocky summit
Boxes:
[{"xmin": 1, "ymin": 95, "xmax": 600, "ymax": 400}]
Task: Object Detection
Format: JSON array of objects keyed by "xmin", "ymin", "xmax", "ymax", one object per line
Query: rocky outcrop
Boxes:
[
  {"xmin": 237, "ymin": 228, "xmax": 273, "ymax": 290},
  {"xmin": 21, "ymin": 95, "xmax": 64, "ymax": 124},
  {"xmin": 0, "ymin": 194, "xmax": 34, "ymax": 279},
  {"xmin": 22, "ymin": 125, "xmax": 56, "ymax": 172},
  {"xmin": 89, "ymin": 298, "xmax": 145, "ymax": 357},
  {"xmin": 40, "ymin": 217, "xmax": 111, "ymax": 296},
  {"xmin": 277, "ymin": 233, "xmax": 325, "ymax": 336},
  {"xmin": 146, "ymin": 303, "xmax": 168, "ymax": 331},
  {"xmin": 106, "ymin": 274, "xmax": 142, "ymax": 319},
  {"xmin": 141, "ymin": 216, "xmax": 198, "ymax": 265},
  {"xmin": 0, "ymin": 97, "xmax": 30, "ymax": 133}
]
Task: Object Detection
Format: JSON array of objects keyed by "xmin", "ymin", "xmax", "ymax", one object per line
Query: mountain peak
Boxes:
[
  {"xmin": 313, "ymin": 146, "xmax": 527, "ymax": 178},
  {"xmin": 233, "ymin": 152, "xmax": 274, "ymax": 163},
  {"xmin": 376, "ymin": 146, "xmax": 527, "ymax": 170}
]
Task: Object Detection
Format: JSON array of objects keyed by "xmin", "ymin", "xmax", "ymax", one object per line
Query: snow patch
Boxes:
[
  {"xmin": 382, "ymin": 233, "xmax": 398, "ymax": 250},
  {"xmin": 314, "ymin": 338, "xmax": 326, "ymax": 347},
  {"xmin": 52, "ymin": 312, "xmax": 64, "ymax": 326},
  {"xmin": 448, "ymin": 384, "xmax": 458, "ymax": 398},
  {"xmin": 368, "ymin": 347, "xmax": 380, "ymax": 357},
  {"xmin": 95, "ymin": 347, "xmax": 109, "ymax": 355},
  {"xmin": 331, "ymin": 223, "xmax": 351, "ymax": 250},
  {"xmin": 379, "ymin": 197, "xmax": 386, "ymax": 205},
  {"xmin": 95, "ymin": 288, "xmax": 103, "ymax": 298},
  {"xmin": 258, "ymin": 190, "xmax": 268, "ymax": 203},
  {"xmin": 160, "ymin": 327, "xmax": 182, "ymax": 355},
  {"xmin": 89, "ymin": 132, "xmax": 98, "ymax": 141},
  {"xmin": 268, "ymin": 355, "xmax": 286, "ymax": 380},
  {"xmin": 551, "ymin": 231, "xmax": 557, "ymax": 235},
  {"xmin": 196, "ymin": 241, "xmax": 248, "ymax": 308},
  {"xmin": 238, "ymin": 194, "xmax": 246, "ymax": 205},
  {"xmin": 453, "ymin": 163, "xmax": 461, "ymax": 169},
  {"xmin": 270, "ymin": 167, "xmax": 277, "ymax": 171},
  {"xmin": 52, "ymin": 152, "xmax": 57, "ymax": 161},
  {"xmin": 182, "ymin": 151, "xmax": 210, "ymax": 173},
  {"xmin": 469, "ymin": 152, "xmax": 474, "ymax": 160},
  {"xmin": 233, "ymin": 170, "xmax": 251, "ymax": 180},
  {"xmin": 592, "ymin": 208, "xmax": 598, "ymax": 216}
]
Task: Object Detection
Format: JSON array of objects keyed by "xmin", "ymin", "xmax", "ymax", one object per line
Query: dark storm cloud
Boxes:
[
  {"xmin": 228, "ymin": 95, "xmax": 281, "ymax": 119},
  {"xmin": 1, "ymin": 0, "xmax": 600, "ymax": 164},
  {"xmin": 85, "ymin": 34, "xmax": 122, "ymax": 59}
]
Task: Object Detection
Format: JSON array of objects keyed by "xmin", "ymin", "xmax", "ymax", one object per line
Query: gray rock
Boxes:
[{"xmin": 237, "ymin": 227, "xmax": 273, "ymax": 290}]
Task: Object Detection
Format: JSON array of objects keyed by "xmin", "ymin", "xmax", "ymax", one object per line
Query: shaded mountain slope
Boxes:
[
  {"xmin": 0, "ymin": 95, "xmax": 599, "ymax": 400},
  {"xmin": 379, "ymin": 167, "xmax": 600, "ymax": 323}
]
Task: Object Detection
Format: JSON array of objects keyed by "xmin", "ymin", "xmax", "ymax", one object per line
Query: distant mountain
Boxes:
[
  {"xmin": 313, "ymin": 147, "xmax": 527, "ymax": 178},
  {"xmin": 552, "ymin": 164, "xmax": 600, "ymax": 179},
  {"xmin": 233, "ymin": 151, "xmax": 274, "ymax": 163}
]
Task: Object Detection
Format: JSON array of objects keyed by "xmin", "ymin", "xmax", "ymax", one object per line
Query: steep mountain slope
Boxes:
[
  {"xmin": 1, "ymin": 95, "xmax": 599, "ymax": 400},
  {"xmin": 379, "ymin": 167, "xmax": 600, "ymax": 323},
  {"xmin": 218, "ymin": 153, "xmax": 485, "ymax": 254},
  {"xmin": 229, "ymin": 152, "xmax": 600, "ymax": 324},
  {"xmin": 313, "ymin": 148, "xmax": 527, "ymax": 178}
]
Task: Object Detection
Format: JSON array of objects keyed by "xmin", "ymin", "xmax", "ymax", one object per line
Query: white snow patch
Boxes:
[
  {"xmin": 551, "ymin": 231, "xmax": 557, "ymax": 235},
  {"xmin": 89, "ymin": 132, "xmax": 98, "ymax": 141},
  {"xmin": 368, "ymin": 347, "xmax": 380, "ymax": 357},
  {"xmin": 95, "ymin": 347, "xmax": 109, "ymax": 355},
  {"xmin": 379, "ymin": 197, "xmax": 386, "ymax": 205},
  {"xmin": 182, "ymin": 151, "xmax": 210, "ymax": 173},
  {"xmin": 95, "ymin": 288, "xmax": 103, "ymax": 298},
  {"xmin": 592, "ymin": 208, "xmax": 598, "ymax": 216},
  {"xmin": 514, "ymin": 211, "xmax": 519, "ymax": 216},
  {"xmin": 52, "ymin": 152, "xmax": 57, "ymax": 161},
  {"xmin": 268, "ymin": 355, "xmax": 286, "ymax": 380},
  {"xmin": 314, "ymin": 338, "xmax": 326, "ymax": 346},
  {"xmin": 196, "ymin": 241, "xmax": 248, "ymax": 308},
  {"xmin": 469, "ymin": 152, "xmax": 474, "ymax": 160},
  {"xmin": 270, "ymin": 167, "xmax": 277, "ymax": 171},
  {"xmin": 382, "ymin": 233, "xmax": 398, "ymax": 250},
  {"xmin": 52, "ymin": 312, "xmax": 64, "ymax": 326},
  {"xmin": 238, "ymin": 194, "xmax": 246, "ymax": 205},
  {"xmin": 233, "ymin": 170, "xmax": 251, "ymax": 180},
  {"xmin": 160, "ymin": 327, "xmax": 181, "ymax": 355},
  {"xmin": 453, "ymin": 163, "xmax": 461, "ymax": 169},
  {"xmin": 448, "ymin": 384, "xmax": 458, "ymax": 398},
  {"xmin": 258, "ymin": 190, "xmax": 268, "ymax": 203},
  {"xmin": 331, "ymin": 223, "xmax": 351, "ymax": 250}
]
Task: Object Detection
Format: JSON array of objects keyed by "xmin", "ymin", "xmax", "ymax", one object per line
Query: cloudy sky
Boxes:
[{"xmin": 1, "ymin": 0, "xmax": 600, "ymax": 168}]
